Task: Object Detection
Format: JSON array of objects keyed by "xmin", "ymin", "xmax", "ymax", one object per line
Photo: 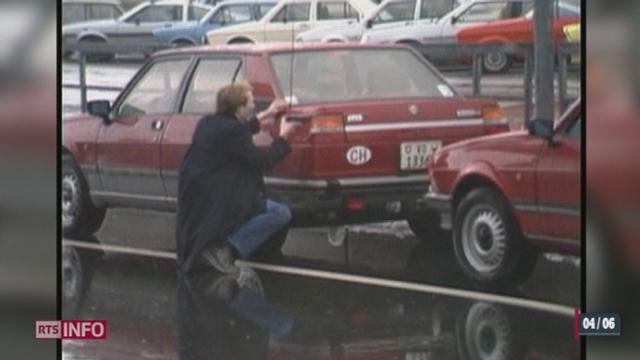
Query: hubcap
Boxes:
[
  {"xmin": 461, "ymin": 205, "xmax": 507, "ymax": 274},
  {"xmin": 484, "ymin": 52, "xmax": 507, "ymax": 72},
  {"xmin": 62, "ymin": 247, "xmax": 81, "ymax": 301},
  {"xmin": 62, "ymin": 173, "xmax": 80, "ymax": 227},
  {"xmin": 465, "ymin": 302, "xmax": 512, "ymax": 360}
]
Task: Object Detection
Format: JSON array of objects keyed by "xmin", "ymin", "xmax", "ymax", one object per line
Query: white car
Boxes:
[
  {"xmin": 296, "ymin": 0, "xmax": 463, "ymax": 43},
  {"xmin": 361, "ymin": 0, "xmax": 531, "ymax": 46},
  {"xmin": 205, "ymin": 0, "xmax": 376, "ymax": 44},
  {"xmin": 63, "ymin": 0, "xmax": 212, "ymax": 60}
]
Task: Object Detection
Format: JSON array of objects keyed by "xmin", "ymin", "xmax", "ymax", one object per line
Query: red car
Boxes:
[
  {"xmin": 424, "ymin": 100, "xmax": 580, "ymax": 286},
  {"xmin": 455, "ymin": 1, "xmax": 580, "ymax": 73},
  {"xmin": 586, "ymin": 75, "xmax": 640, "ymax": 309},
  {"xmin": 62, "ymin": 43, "xmax": 510, "ymax": 239}
]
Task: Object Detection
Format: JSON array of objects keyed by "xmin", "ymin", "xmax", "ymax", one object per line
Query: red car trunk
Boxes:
[{"xmin": 267, "ymin": 97, "xmax": 506, "ymax": 179}]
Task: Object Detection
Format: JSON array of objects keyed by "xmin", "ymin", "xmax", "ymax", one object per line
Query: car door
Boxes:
[
  {"xmin": 535, "ymin": 108, "xmax": 581, "ymax": 247},
  {"xmin": 315, "ymin": 0, "xmax": 360, "ymax": 28},
  {"xmin": 161, "ymin": 55, "xmax": 245, "ymax": 210},
  {"xmin": 95, "ymin": 58, "xmax": 192, "ymax": 209},
  {"xmin": 265, "ymin": 1, "xmax": 312, "ymax": 42}
]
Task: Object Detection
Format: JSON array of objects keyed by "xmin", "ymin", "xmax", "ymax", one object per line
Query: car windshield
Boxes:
[
  {"xmin": 270, "ymin": 48, "xmax": 455, "ymax": 104},
  {"xmin": 199, "ymin": 7, "xmax": 218, "ymax": 24}
]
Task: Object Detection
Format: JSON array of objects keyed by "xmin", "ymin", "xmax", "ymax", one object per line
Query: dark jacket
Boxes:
[{"xmin": 176, "ymin": 112, "xmax": 291, "ymax": 273}]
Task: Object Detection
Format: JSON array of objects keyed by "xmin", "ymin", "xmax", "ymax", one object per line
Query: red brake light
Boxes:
[{"xmin": 309, "ymin": 115, "xmax": 344, "ymax": 134}]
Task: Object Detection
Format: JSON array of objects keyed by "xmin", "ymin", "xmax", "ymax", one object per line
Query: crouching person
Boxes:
[{"xmin": 176, "ymin": 81, "xmax": 299, "ymax": 274}]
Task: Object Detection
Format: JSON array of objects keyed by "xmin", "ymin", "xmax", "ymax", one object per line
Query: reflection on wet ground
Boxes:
[
  {"xmin": 62, "ymin": 246, "xmax": 579, "ymax": 360},
  {"xmin": 62, "ymin": 210, "xmax": 580, "ymax": 359}
]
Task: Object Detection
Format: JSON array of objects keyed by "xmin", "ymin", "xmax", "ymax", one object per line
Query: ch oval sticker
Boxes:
[{"xmin": 346, "ymin": 146, "xmax": 372, "ymax": 166}]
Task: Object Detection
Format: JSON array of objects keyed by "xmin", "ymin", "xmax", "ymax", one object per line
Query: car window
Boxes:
[
  {"xmin": 373, "ymin": 0, "xmax": 415, "ymax": 25},
  {"xmin": 564, "ymin": 115, "xmax": 581, "ymax": 138},
  {"xmin": 126, "ymin": 5, "xmax": 183, "ymax": 23},
  {"xmin": 63, "ymin": 4, "xmax": 85, "ymax": 24},
  {"xmin": 202, "ymin": 0, "xmax": 221, "ymax": 6},
  {"xmin": 271, "ymin": 3, "xmax": 311, "ymax": 22},
  {"xmin": 270, "ymin": 49, "xmax": 452, "ymax": 104},
  {"xmin": 419, "ymin": 0, "xmax": 455, "ymax": 20},
  {"xmin": 456, "ymin": 2, "xmax": 511, "ymax": 23},
  {"xmin": 182, "ymin": 59, "xmax": 244, "ymax": 113},
  {"xmin": 316, "ymin": 1, "xmax": 358, "ymax": 20},
  {"xmin": 212, "ymin": 5, "xmax": 253, "ymax": 24},
  {"xmin": 119, "ymin": 60, "xmax": 191, "ymax": 116},
  {"xmin": 188, "ymin": 5, "xmax": 210, "ymax": 20},
  {"xmin": 555, "ymin": 2, "xmax": 580, "ymax": 17},
  {"xmin": 88, "ymin": 4, "xmax": 121, "ymax": 20},
  {"xmin": 257, "ymin": 4, "xmax": 276, "ymax": 19}
]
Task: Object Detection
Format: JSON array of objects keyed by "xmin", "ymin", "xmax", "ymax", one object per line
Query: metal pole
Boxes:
[
  {"xmin": 557, "ymin": 47, "xmax": 568, "ymax": 113},
  {"xmin": 79, "ymin": 52, "xmax": 88, "ymax": 113},
  {"xmin": 524, "ymin": 45, "xmax": 533, "ymax": 126},
  {"xmin": 533, "ymin": 0, "xmax": 555, "ymax": 120},
  {"xmin": 472, "ymin": 52, "xmax": 482, "ymax": 96}
]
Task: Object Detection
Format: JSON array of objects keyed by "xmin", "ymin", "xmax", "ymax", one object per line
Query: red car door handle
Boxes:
[{"xmin": 151, "ymin": 120, "xmax": 164, "ymax": 131}]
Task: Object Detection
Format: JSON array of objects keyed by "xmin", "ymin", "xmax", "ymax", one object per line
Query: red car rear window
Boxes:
[{"xmin": 269, "ymin": 48, "xmax": 456, "ymax": 105}]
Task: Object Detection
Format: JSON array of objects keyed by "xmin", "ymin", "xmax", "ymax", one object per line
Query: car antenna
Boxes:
[
  {"xmin": 231, "ymin": 58, "xmax": 243, "ymax": 83},
  {"xmin": 287, "ymin": 9, "xmax": 295, "ymax": 110}
]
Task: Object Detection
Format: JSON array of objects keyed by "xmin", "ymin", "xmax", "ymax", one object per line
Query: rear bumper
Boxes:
[
  {"xmin": 417, "ymin": 187, "xmax": 453, "ymax": 229},
  {"xmin": 264, "ymin": 174, "xmax": 432, "ymax": 226}
]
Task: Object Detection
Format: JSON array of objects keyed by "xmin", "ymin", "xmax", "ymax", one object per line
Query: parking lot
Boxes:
[{"xmin": 61, "ymin": 0, "xmax": 582, "ymax": 357}]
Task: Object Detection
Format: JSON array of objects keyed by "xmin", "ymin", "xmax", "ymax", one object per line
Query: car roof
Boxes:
[{"xmin": 154, "ymin": 42, "xmax": 410, "ymax": 57}]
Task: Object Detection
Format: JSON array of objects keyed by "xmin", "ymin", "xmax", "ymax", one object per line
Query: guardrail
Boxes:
[{"xmin": 62, "ymin": 41, "xmax": 580, "ymax": 123}]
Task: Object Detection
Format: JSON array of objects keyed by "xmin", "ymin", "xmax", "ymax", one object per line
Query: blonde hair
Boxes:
[{"xmin": 216, "ymin": 81, "xmax": 252, "ymax": 115}]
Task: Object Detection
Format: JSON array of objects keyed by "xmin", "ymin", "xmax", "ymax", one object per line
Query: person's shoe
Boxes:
[
  {"xmin": 202, "ymin": 245, "xmax": 239, "ymax": 274},
  {"xmin": 204, "ymin": 273, "xmax": 238, "ymax": 300},
  {"xmin": 236, "ymin": 267, "xmax": 264, "ymax": 297}
]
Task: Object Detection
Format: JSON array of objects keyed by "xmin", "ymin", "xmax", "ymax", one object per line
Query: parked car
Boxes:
[
  {"xmin": 62, "ymin": 0, "xmax": 213, "ymax": 61},
  {"xmin": 455, "ymin": 0, "xmax": 580, "ymax": 72},
  {"xmin": 62, "ymin": 43, "xmax": 510, "ymax": 241},
  {"xmin": 63, "ymin": 0, "xmax": 124, "ymax": 25},
  {"xmin": 424, "ymin": 99, "xmax": 580, "ymax": 286},
  {"xmin": 153, "ymin": 0, "xmax": 277, "ymax": 46},
  {"xmin": 360, "ymin": 0, "xmax": 535, "ymax": 72},
  {"xmin": 586, "ymin": 81, "xmax": 640, "ymax": 310},
  {"xmin": 205, "ymin": 0, "xmax": 377, "ymax": 45},
  {"xmin": 295, "ymin": 0, "xmax": 463, "ymax": 43}
]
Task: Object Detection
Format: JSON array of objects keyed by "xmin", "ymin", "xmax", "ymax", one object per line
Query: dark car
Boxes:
[
  {"xmin": 62, "ymin": 43, "xmax": 509, "ymax": 241},
  {"xmin": 424, "ymin": 100, "xmax": 580, "ymax": 286}
]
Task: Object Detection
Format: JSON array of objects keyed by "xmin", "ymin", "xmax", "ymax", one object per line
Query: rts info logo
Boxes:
[{"xmin": 35, "ymin": 320, "xmax": 108, "ymax": 340}]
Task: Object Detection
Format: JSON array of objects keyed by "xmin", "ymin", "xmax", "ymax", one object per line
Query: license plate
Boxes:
[{"xmin": 400, "ymin": 141, "xmax": 442, "ymax": 170}]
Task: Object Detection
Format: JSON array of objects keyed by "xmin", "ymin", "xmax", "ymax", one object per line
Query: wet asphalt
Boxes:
[{"xmin": 62, "ymin": 209, "xmax": 580, "ymax": 359}]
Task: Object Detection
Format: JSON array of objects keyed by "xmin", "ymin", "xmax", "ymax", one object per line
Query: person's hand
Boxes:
[
  {"xmin": 279, "ymin": 118, "xmax": 300, "ymax": 139},
  {"xmin": 266, "ymin": 98, "xmax": 288, "ymax": 117}
]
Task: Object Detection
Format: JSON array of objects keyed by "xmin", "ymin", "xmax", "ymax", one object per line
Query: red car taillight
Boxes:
[
  {"xmin": 482, "ymin": 105, "xmax": 508, "ymax": 126},
  {"xmin": 309, "ymin": 114, "xmax": 344, "ymax": 134}
]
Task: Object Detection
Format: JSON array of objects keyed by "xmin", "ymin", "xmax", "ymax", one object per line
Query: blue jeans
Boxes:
[{"xmin": 227, "ymin": 199, "xmax": 292, "ymax": 258}]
